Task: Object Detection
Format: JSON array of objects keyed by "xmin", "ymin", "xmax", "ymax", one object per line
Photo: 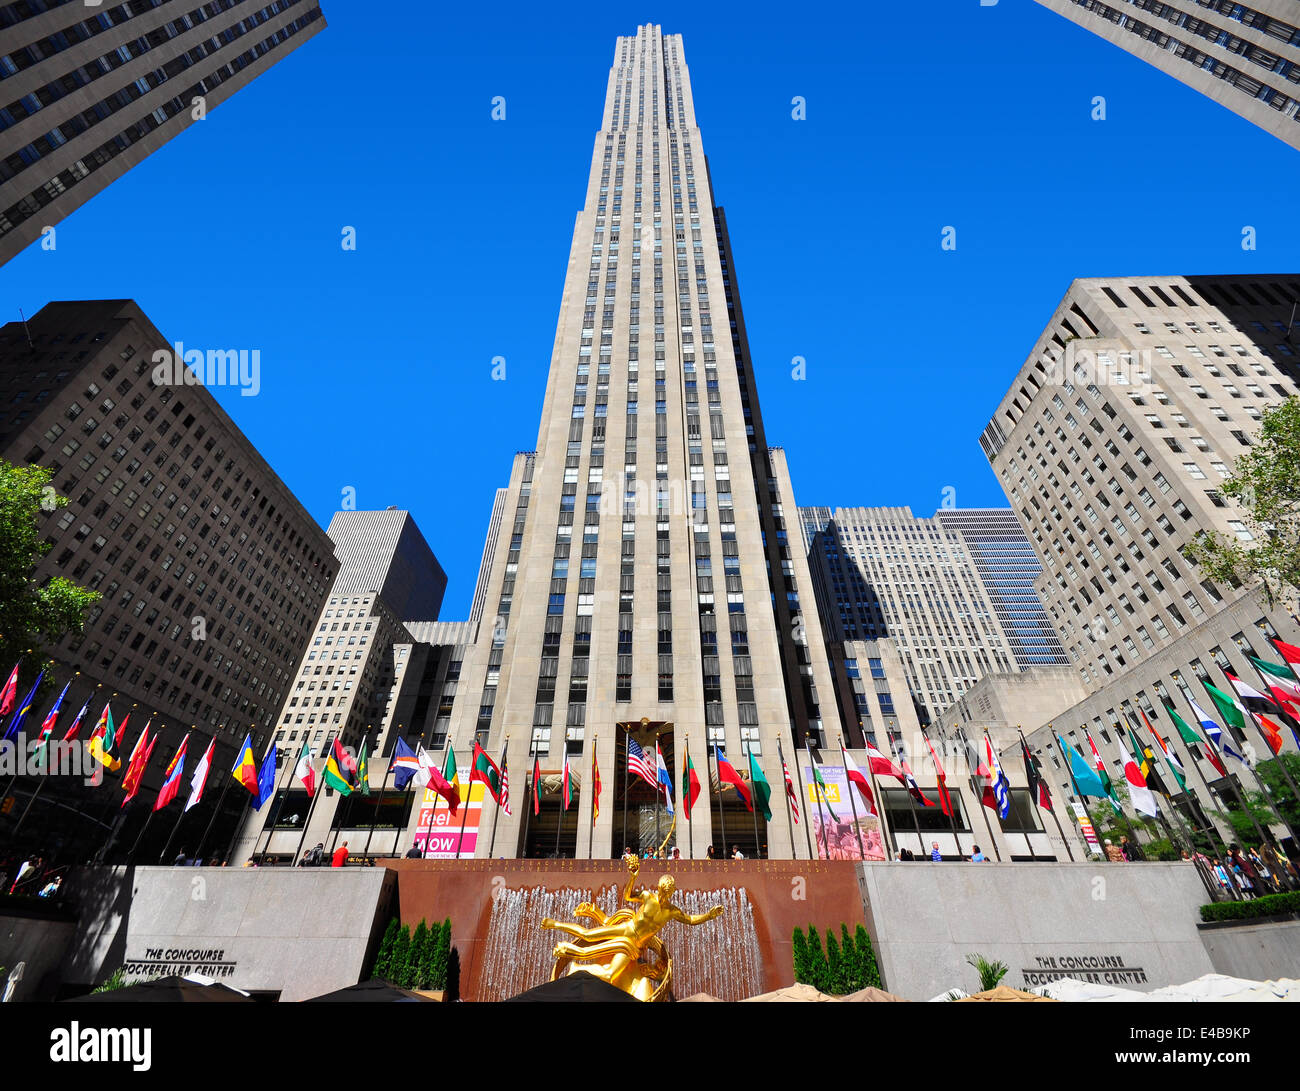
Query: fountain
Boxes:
[{"xmin": 478, "ymin": 880, "xmax": 764, "ymax": 1001}]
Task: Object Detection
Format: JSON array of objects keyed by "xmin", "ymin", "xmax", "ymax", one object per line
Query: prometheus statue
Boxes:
[{"xmin": 541, "ymin": 853, "xmax": 724, "ymax": 1001}]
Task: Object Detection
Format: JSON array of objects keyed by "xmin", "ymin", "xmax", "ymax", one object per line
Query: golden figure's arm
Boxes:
[
  {"xmin": 670, "ymin": 904, "xmax": 724, "ymax": 927},
  {"xmin": 621, "ymin": 858, "xmax": 642, "ymax": 905}
]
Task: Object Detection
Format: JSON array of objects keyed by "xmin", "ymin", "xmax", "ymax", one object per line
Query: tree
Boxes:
[
  {"xmin": 965, "ymin": 953, "xmax": 1009, "ymax": 992},
  {"xmin": 432, "ymin": 918, "xmax": 451, "ymax": 989},
  {"xmin": 825, "ymin": 931, "xmax": 845, "ymax": 995},
  {"xmin": 854, "ymin": 924, "xmax": 882, "ymax": 989},
  {"xmin": 791, "ymin": 926, "xmax": 809, "ymax": 985},
  {"xmin": 1256, "ymin": 753, "xmax": 1300, "ymax": 830},
  {"xmin": 0, "ymin": 459, "xmax": 100, "ymax": 683},
  {"xmin": 372, "ymin": 918, "xmax": 399, "ymax": 980},
  {"xmin": 410, "ymin": 921, "xmax": 430, "ymax": 989},
  {"xmin": 839, "ymin": 924, "xmax": 858, "ymax": 991},
  {"xmin": 390, "ymin": 925, "xmax": 412, "ymax": 988},
  {"xmin": 1184, "ymin": 397, "xmax": 1300, "ymax": 609},
  {"xmin": 805, "ymin": 926, "xmax": 828, "ymax": 992}
]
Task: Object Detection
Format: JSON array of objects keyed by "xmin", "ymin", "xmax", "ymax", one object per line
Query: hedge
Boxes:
[{"xmin": 1199, "ymin": 891, "xmax": 1300, "ymax": 923}]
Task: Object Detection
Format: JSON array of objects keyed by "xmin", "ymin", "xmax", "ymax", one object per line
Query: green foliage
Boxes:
[
  {"xmin": 92, "ymin": 967, "xmax": 128, "ymax": 993},
  {"xmin": 825, "ymin": 932, "xmax": 846, "ymax": 995},
  {"xmin": 372, "ymin": 918, "xmax": 399, "ymax": 981},
  {"xmin": 390, "ymin": 924, "xmax": 412, "ymax": 988},
  {"xmin": 1200, "ymin": 891, "xmax": 1300, "ymax": 923},
  {"xmin": 965, "ymin": 953, "xmax": 1009, "ymax": 992},
  {"xmin": 0, "ymin": 459, "xmax": 101, "ymax": 680},
  {"xmin": 791, "ymin": 926, "xmax": 809, "ymax": 985},
  {"xmin": 431, "ymin": 918, "xmax": 451, "ymax": 990},
  {"xmin": 1256, "ymin": 754, "xmax": 1300, "ymax": 829},
  {"xmin": 854, "ymin": 924, "xmax": 882, "ymax": 989},
  {"xmin": 1183, "ymin": 397, "xmax": 1300, "ymax": 607},
  {"xmin": 1141, "ymin": 837, "xmax": 1183, "ymax": 862},
  {"xmin": 410, "ymin": 921, "xmax": 430, "ymax": 989},
  {"xmin": 804, "ymin": 926, "xmax": 827, "ymax": 992}
]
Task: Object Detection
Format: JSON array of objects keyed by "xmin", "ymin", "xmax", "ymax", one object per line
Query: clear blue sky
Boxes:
[{"xmin": 3, "ymin": 0, "xmax": 1296, "ymax": 618}]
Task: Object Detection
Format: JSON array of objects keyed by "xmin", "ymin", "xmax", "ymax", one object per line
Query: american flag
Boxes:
[
  {"xmin": 781, "ymin": 756, "xmax": 800, "ymax": 824},
  {"xmin": 626, "ymin": 736, "xmax": 656, "ymax": 787},
  {"xmin": 499, "ymin": 753, "xmax": 512, "ymax": 816}
]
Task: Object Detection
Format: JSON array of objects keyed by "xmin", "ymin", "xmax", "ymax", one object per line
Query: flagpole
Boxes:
[
  {"xmin": 977, "ymin": 732, "xmax": 1006, "ymax": 862},
  {"xmin": 744, "ymin": 737, "xmax": 761, "ymax": 858},
  {"xmin": 363, "ymin": 726, "xmax": 394, "ymax": 861},
  {"xmin": 789, "ymin": 737, "xmax": 816, "ymax": 860},
  {"xmin": 838, "ymin": 736, "xmax": 865, "ymax": 861},
  {"xmin": 777, "ymin": 738, "xmax": 796, "ymax": 859},
  {"xmin": 421, "ymin": 784, "xmax": 441, "ymax": 859},
  {"xmin": 620, "ymin": 727, "xmax": 630, "ymax": 854},
  {"xmin": 158, "ymin": 729, "xmax": 199, "ymax": 864},
  {"xmin": 11, "ymin": 736, "xmax": 51, "ymax": 835},
  {"xmin": 231, "ymin": 729, "xmax": 274, "ymax": 865},
  {"xmin": 489, "ymin": 736, "xmax": 508, "ymax": 860},
  {"xmin": 960, "ymin": 728, "xmax": 1000, "ymax": 861},
  {"xmin": 195, "ymin": 749, "xmax": 233, "ymax": 864},
  {"xmin": 1053, "ymin": 732, "xmax": 1099, "ymax": 859},
  {"xmin": 930, "ymin": 727, "xmax": 963, "ymax": 857},
  {"xmin": 1130, "ymin": 715, "xmax": 1194, "ymax": 854},
  {"xmin": 255, "ymin": 743, "xmax": 294, "ymax": 862},
  {"xmin": 1202, "ymin": 678, "xmax": 1300, "ymax": 844},
  {"xmin": 804, "ymin": 739, "xmax": 829, "ymax": 860},
  {"xmin": 587, "ymin": 734, "xmax": 596, "ymax": 861},
  {"xmin": 713, "ymin": 742, "xmax": 729, "ymax": 858},
  {"xmin": 1181, "ymin": 686, "xmax": 1272, "ymax": 853},
  {"xmin": 890, "ymin": 729, "xmax": 928, "ymax": 859},
  {"xmin": 653, "ymin": 733, "xmax": 661, "ymax": 856},
  {"xmin": 1165, "ymin": 709, "xmax": 1234, "ymax": 858},
  {"xmin": 1229, "ymin": 663, "xmax": 1300, "ymax": 806},
  {"xmin": 292, "ymin": 734, "xmax": 332, "ymax": 865},
  {"xmin": 684, "ymin": 738, "xmax": 694, "ymax": 860},
  {"xmin": 553, "ymin": 757, "xmax": 563, "ymax": 859},
  {"xmin": 126, "ymin": 806, "xmax": 156, "ymax": 864},
  {"xmin": 1020, "ymin": 730, "xmax": 1074, "ymax": 862},
  {"xmin": 522, "ymin": 737, "xmax": 535, "ymax": 858}
]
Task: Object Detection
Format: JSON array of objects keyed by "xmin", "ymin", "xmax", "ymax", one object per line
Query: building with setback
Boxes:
[
  {"xmin": 0, "ymin": 299, "xmax": 334, "ymax": 862},
  {"xmin": 0, "ymin": 0, "xmax": 327, "ymax": 265}
]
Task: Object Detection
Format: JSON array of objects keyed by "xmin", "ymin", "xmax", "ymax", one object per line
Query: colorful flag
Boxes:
[
  {"xmin": 716, "ymin": 746, "xmax": 753, "ymax": 812},
  {"xmin": 747, "ymin": 749, "xmax": 772, "ymax": 822},
  {"xmin": 682, "ymin": 746, "xmax": 700, "ymax": 820},
  {"xmin": 1119, "ymin": 736, "xmax": 1158, "ymax": 818},
  {"xmin": 580, "ymin": 748, "xmax": 591, "ymax": 821},
  {"xmin": 1021, "ymin": 737, "xmax": 1052, "ymax": 810},
  {"xmin": 655, "ymin": 739, "xmax": 674, "ymax": 815},
  {"xmin": 1085, "ymin": 730, "xmax": 1122, "ymax": 813},
  {"xmin": 1151, "ymin": 730, "xmax": 1187, "ymax": 792},
  {"xmin": 324, "ymin": 736, "xmax": 355, "ymax": 796},
  {"xmin": 4, "ymin": 669, "xmax": 44, "ymax": 742},
  {"xmin": 562, "ymin": 752, "xmax": 571, "ymax": 811},
  {"xmin": 1249, "ymin": 655, "xmax": 1300, "ymax": 701},
  {"xmin": 185, "ymin": 738, "xmax": 215, "ymax": 813},
  {"xmin": 1058, "ymin": 734, "xmax": 1108, "ymax": 799},
  {"xmin": 471, "ymin": 741, "xmax": 506, "ymax": 805},
  {"xmin": 254, "ymin": 741, "xmax": 278, "ymax": 810},
  {"xmin": 1224, "ymin": 672, "xmax": 1279, "ymax": 719},
  {"xmin": 121, "ymin": 724, "xmax": 155, "ymax": 807},
  {"xmin": 154, "ymin": 733, "xmax": 189, "ymax": 812},
  {"xmin": 626, "ymin": 736, "xmax": 656, "ymax": 788},
  {"xmin": 923, "ymin": 733, "xmax": 954, "ymax": 817},
  {"xmin": 1258, "ymin": 716, "xmax": 1285, "ymax": 755},
  {"xmin": 532, "ymin": 753, "xmax": 541, "ymax": 816},
  {"xmin": 295, "ymin": 741, "xmax": 317, "ymax": 796},
  {"xmin": 841, "ymin": 746, "xmax": 875, "ymax": 815},
  {"xmin": 1191, "ymin": 696, "xmax": 1245, "ymax": 764},
  {"xmin": 391, "ymin": 738, "xmax": 419, "ymax": 791},
  {"xmin": 1271, "ymin": 637, "xmax": 1300, "ymax": 672},
  {"xmin": 0, "ymin": 662, "xmax": 19, "ymax": 717},
  {"xmin": 779, "ymin": 744, "xmax": 800, "ymax": 823},
  {"xmin": 1126, "ymin": 721, "xmax": 1165, "ymax": 795},
  {"xmin": 865, "ymin": 742, "xmax": 904, "ymax": 783},
  {"xmin": 355, "ymin": 738, "xmax": 371, "ymax": 797},
  {"xmin": 1165, "ymin": 702, "xmax": 1212, "ymax": 764},
  {"xmin": 500, "ymin": 753, "xmax": 513, "ymax": 817},
  {"xmin": 804, "ymin": 742, "xmax": 838, "ymax": 821},
  {"xmin": 232, "ymin": 733, "xmax": 260, "ymax": 795},
  {"xmin": 1203, "ymin": 679, "xmax": 1248, "ymax": 734},
  {"xmin": 61, "ymin": 697, "xmax": 91, "ymax": 742},
  {"xmin": 984, "ymin": 734, "xmax": 1010, "ymax": 819},
  {"xmin": 36, "ymin": 682, "xmax": 69, "ymax": 742}
]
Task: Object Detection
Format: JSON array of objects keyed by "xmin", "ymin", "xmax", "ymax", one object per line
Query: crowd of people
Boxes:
[{"xmin": 1190, "ymin": 842, "xmax": 1299, "ymax": 900}]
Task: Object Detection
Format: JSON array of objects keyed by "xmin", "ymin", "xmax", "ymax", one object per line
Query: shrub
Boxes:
[
  {"xmin": 854, "ymin": 924, "xmax": 882, "ymax": 990},
  {"xmin": 410, "ymin": 921, "xmax": 430, "ymax": 989},
  {"xmin": 1200, "ymin": 891, "xmax": 1300, "ymax": 923},
  {"xmin": 372, "ymin": 918, "xmax": 399, "ymax": 981},
  {"xmin": 792, "ymin": 926, "xmax": 809, "ymax": 985}
]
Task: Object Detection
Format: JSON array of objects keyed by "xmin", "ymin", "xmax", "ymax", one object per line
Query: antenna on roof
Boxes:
[{"xmin": 17, "ymin": 307, "xmax": 32, "ymax": 348}]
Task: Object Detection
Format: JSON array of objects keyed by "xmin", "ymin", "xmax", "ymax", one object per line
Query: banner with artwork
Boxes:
[
  {"xmin": 414, "ymin": 778, "xmax": 485, "ymax": 858},
  {"xmin": 800, "ymin": 763, "xmax": 886, "ymax": 861},
  {"xmin": 1070, "ymin": 800, "xmax": 1103, "ymax": 857}
]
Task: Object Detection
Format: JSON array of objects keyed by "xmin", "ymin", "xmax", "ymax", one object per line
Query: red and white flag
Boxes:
[
  {"xmin": 499, "ymin": 754, "xmax": 512, "ymax": 817},
  {"xmin": 562, "ymin": 753, "xmax": 572, "ymax": 811},
  {"xmin": 841, "ymin": 747, "xmax": 876, "ymax": 815},
  {"xmin": 185, "ymin": 738, "xmax": 215, "ymax": 812},
  {"xmin": 0, "ymin": 662, "xmax": 19, "ymax": 717},
  {"xmin": 781, "ymin": 754, "xmax": 800, "ymax": 824},
  {"xmin": 295, "ymin": 742, "xmax": 317, "ymax": 797},
  {"xmin": 865, "ymin": 743, "xmax": 904, "ymax": 783},
  {"xmin": 1119, "ymin": 739, "xmax": 1158, "ymax": 817}
]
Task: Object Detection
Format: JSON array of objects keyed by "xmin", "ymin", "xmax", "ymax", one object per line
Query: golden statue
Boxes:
[{"xmin": 541, "ymin": 854, "xmax": 723, "ymax": 1001}]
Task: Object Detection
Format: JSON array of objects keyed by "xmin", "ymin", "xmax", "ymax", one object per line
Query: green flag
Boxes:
[
  {"xmin": 747, "ymin": 750, "xmax": 772, "ymax": 822},
  {"xmin": 1203, "ymin": 680, "xmax": 1247, "ymax": 732},
  {"xmin": 1165, "ymin": 703, "xmax": 1204, "ymax": 749},
  {"xmin": 356, "ymin": 738, "xmax": 370, "ymax": 797},
  {"xmin": 809, "ymin": 755, "xmax": 839, "ymax": 821}
]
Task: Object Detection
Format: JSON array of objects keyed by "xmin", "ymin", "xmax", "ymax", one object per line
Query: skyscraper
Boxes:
[
  {"xmin": 1033, "ymin": 0, "xmax": 1300, "ymax": 151},
  {"xmin": 385, "ymin": 26, "xmax": 843, "ymax": 860},
  {"xmin": 0, "ymin": 0, "xmax": 327, "ymax": 266},
  {"xmin": 981, "ymin": 274, "xmax": 1300, "ymax": 693}
]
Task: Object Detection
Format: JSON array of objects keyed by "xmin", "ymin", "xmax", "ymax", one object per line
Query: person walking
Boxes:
[
  {"xmin": 1104, "ymin": 839, "xmax": 1125, "ymax": 863},
  {"xmin": 732, "ymin": 845, "xmax": 745, "ymax": 859},
  {"xmin": 332, "ymin": 841, "xmax": 349, "ymax": 868},
  {"xmin": 970, "ymin": 845, "xmax": 986, "ymax": 862},
  {"xmin": 930, "ymin": 841, "xmax": 942, "ymax": 862}
]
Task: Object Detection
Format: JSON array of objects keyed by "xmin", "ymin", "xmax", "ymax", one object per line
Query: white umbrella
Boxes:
[
  {"xmin": 1145, "ymin": 974, "xmax": 1300, "ymax": 1002},
  {"xmin": 1029, "ymin": 977, "xmax": 1150, "ymax": 1002}
]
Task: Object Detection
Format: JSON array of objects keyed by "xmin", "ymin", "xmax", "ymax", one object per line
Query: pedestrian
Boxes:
[
  {"xmin": 732, "ymin": 845, "xmax": 745, "ymax": 859},
  {"xmin": 670, "ymin": 847, "xmax": 681, "ymax": 860},
  {"xmin": 38, "ymin": 876, "xmax": 61, "ymax": 898},
  {"xmin": 1228, "ymin": 843, "xmax": 1259, "ymax": 897},
  {"xmin": 970, "ymin": 845, "xmax": 986, "ymax": 862},
  {"xmin": 404, "ymin": 845, "xmax": 422, "ymax": 859},
  {"xmin": 706, "ymin": 845, "xmax": 715, "ymax": 860},
  {"xmin": 332, "ymin": 841, "xmax": 349, "ymax": 867},
  {"xmin": 930, "ymin": 841, "xmax": 942, "ymax": 862},
  {"xmin": 1212, "ymin": 858, "xmax": 1234, "ymax": 896},
  {"xmin": 173, "ymin": 849, "xmax": 187, "ymax": 867},
  {"xmin": 1104, "ymin": 838, "xmax": 1125, "ymax": 863},
  {"xmin": 1119, "ymin": 836, "xmax": 1136, "ymax": 861}
]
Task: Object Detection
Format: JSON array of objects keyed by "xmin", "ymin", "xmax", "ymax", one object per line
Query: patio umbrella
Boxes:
[
  {"xmin": 305, "ymin": 978, "xmax": 432, "ymax": 1002},
  {"xmin": 68, "ymin": 974, "xmax": 253, "ymax": 1003}
]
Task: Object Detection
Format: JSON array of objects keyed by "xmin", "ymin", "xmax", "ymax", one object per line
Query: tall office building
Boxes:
[
  {"xmin": 0, "ymin": 0, "xmax": 327, "ymax": 266},
  {"xmin": 376, "ymin": 26, "xmax": 843, "ymax": 861},
  {"xmin": 934, "ymin": 508, "xmax": 1068, "ymax": 668},
  {"xmin": 981, "ymin": 274, "xmax": 1300, "ymax": 692},
  {"xmin": 1034, "ymin": 0, "xmax": 1300, "ymax": 151},
  {"xmin": 799, "ymin": 505, "xmax": 1022, "ymax": 724},
  {"xmin": 0, "ymin": 299, "xmax": 335, "ymax": 860}
]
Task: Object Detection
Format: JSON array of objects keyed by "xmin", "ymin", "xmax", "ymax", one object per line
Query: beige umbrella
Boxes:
[
  {"xmin": 678, "ymin": 993, "xmax": 722, "ymax": 1002},
  {"xmin": 843, "ymin": 986, "xmax": 908, "ymax": 1002},
  {"xmin": 742, "ymin": 983, "xmax": 841, "ymax": 1002},
  {"xmin": 958, "ymin": 985, "xmax": 1058, "ymax": 1002}
]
